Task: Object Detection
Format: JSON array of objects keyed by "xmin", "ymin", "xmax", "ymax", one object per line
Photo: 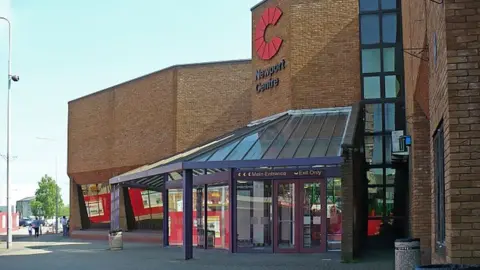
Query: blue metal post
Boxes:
[
  {"xmin": 162, "ymin": 174, "xmax": 169, "ymax": 247},
  {"xmin": 183, "ymin": 169, "xmax": 193, "ymax": 260},
  {"xmin": 229, "ymin": 169, "xmax": 237, "ymax": 253}
]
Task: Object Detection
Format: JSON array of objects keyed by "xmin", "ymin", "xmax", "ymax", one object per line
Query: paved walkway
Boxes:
[{"xmin": 0, "ymin": 235, "xmax": 394, "ymax": 270}]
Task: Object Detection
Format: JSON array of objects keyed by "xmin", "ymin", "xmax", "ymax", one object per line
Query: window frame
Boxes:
[{"xmin": 433, "ymin": 122, "xmax": 446, "ymax": 253}]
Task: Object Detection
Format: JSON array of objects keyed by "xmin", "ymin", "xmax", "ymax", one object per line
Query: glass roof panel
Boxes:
[
  {"xmin": 317, "ymin": 113, "xmax": 339, "ymax": 138},
  {"xmin": 326, "ymin": 137, "xmax": 343, "ymax": 156},
  {"xmin": 332, "ymin": 113, "xmax": 348, "ymax": 137},
  {"xmin": 310, "ymin": 138, "xmax": 330, "ymax": 157},
  {"xmin": 277, "ymin": 115, "xmax": 315, "ymax": 159},
  {"xmin": 207, "ymin": 140, "xmax": 241, "ymax": 161},
  {"xmin": 294, "ymin": 114, "xmax": 327, "ymax": 158},
  {"xmin": 192, "ymin": 152, "xmax": 213, "ymax": 161},
  {"xmin": 225, "ymin": 130, "xmax": 264, "ymax": 160},
  {"xmin": 262, "ymin": 115, "xmax": 302, "ymax": 159},
  {"xmin": 243, "ymin": 118, "xmax": 288, "ymax": 160}
]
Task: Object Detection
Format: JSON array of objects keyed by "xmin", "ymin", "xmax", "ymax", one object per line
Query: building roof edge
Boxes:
[{"xmin": 68, "ymin": 58, "xmax": 252, "ymax": 104}]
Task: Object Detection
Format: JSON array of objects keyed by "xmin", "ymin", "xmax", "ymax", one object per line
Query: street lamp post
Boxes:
[
  {"xmin": 35, "ymin": 137, "xmax": 59, "ymax": 234},
  {"xmin": 1, "ymin": 16, "xmax": 20, "ymax": 250}
]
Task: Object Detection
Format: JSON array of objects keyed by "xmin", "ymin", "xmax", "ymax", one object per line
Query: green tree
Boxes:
[
  {"xmin": 59, "ymin": 205, "xmax": 70, "ymax": 217},
  {"xmin": 30, "ymin": 199, "xmax": 43, "ymax": 217},
  {"xmin": 32, "ymin": 174, "xmax": 64, "ymax": 218}
]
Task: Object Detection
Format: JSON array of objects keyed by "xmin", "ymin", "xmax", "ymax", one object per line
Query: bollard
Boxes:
[
  {"xmin": 108, "ymin": 230, "xmax": 123, "ymax": 251},
  {"xmin": 395, "ymin": 238, "xmax": 421, "ymax": 270}
]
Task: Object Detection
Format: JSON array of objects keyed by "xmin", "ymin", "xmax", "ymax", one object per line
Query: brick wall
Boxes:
[
  {"xmin": 401, "ymin": 0, "xmax": 432, "ymax": 263},
  {"xmin": 442, "ymin": 0, "xmax": 480, "ymax": 264},
  {"xmin": 68, "ymin": 61, "xmax": 251, "ymax": 185},
  {"xmin": 290, "ymin": 0, "xmax": 360, "ymax": 110},
  {"xmin": 403, "ymin": 0, "xmax": 480, "ymax": 264},
  {"xmin": 176, "ymin": 61, "xmax": 251, "ymax": 151},
  {"xmin": 251, "ymin": 0, "xmax": 361, "ymax": 120},
  {"xmin": 251, "ymin": 0, "xmax": 292, "ymax": 119}
]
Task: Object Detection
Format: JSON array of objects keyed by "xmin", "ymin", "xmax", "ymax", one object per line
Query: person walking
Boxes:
[
  {"xmin": 61, "ymin": 216, "xmax": 68, "ymax": 236},
  {"xmin": 32, "ymin": 217, "xmax": 41, "ymax": 238}
]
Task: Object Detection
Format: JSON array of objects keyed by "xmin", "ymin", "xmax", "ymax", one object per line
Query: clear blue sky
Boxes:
[{"xmin": 0, "ymin": 0, "xmax": 260, "ymax": 206}]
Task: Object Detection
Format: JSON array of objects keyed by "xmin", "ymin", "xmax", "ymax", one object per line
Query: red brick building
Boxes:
[{"xmin": 67, "ymin": 0, "xmax": 480, "ymax": 264}]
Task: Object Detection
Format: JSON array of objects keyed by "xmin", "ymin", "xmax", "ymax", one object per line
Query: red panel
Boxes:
[
  {"xmin": 271, "ymin": 7, "xmax": 283, "ymax": 24},
  {"xmin": 256, "ymin": 41, "xmax": 266, "ymax": 56},
  {"xmin": 255, "ymin": 38, "xmax": 265, "ymax": 54},
  {"xmin": 271, "ymin": 37, "xmax": 283, "ymax": 51},
  {"xmin": 255, "ymin": 6, "xmax": 284, "ymax": 60},
  {"xmin": 0, "ymin": 213, "xmax": 19, "ymax": 233},
  {"xmin": 168, "ymin": 210, "xmax": 230, "ymax": 248},
  {"xmin": 255, "ymin": 29, "xmax": 265, "ymax": 43},
  {"xmin": 128, "ymin": 188, "xmax": 163, "ymax": 221},
  {"xmin": 84, "ymin": 193, "xmax": 111, "ymax": 224},
  {"xmin": 263, "ymin": 42, "xmax": 271, "ymax": 60},
  {"xmin": 267, "ymin": 7, "xmax": 274, "ymax": 23},
  {"xmin": 256, "ymin": 18, "xmax": 267, "ymax": 34},
  {"xmin": 368, "ymin": 220, "xmax": 382, "ymax": 236}
]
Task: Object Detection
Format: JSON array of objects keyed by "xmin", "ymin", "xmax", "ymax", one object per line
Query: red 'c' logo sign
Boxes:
[{"xmin": 255, "ymin": 7, "xmax": 283, "ymax": 61}]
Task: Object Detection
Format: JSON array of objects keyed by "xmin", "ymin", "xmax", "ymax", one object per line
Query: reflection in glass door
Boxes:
[
  {"xmin": 276, "ymin": 182, "xmax": 296, "ymax": 251},
  {"xmin": 300, "ymin": 182, "xmax": 326, "ymax": 253},
  {"xmin": 273, "ymin": 180, "xmax": 326, "ymax": 253}
]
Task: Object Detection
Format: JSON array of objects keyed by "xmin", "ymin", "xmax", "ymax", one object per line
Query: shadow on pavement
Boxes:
[{"xmin": 0, "ymin": 237, "xmax": 395, "ymax": 270}]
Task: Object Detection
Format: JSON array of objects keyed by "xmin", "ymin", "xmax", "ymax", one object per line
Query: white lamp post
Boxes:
[{"xmin": 1, "ymin": 16, "xmax": 20, "ymax": 249}]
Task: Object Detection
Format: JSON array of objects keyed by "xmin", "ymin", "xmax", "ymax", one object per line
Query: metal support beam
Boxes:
[
  {"xmin": 183, "ymin": 169, "xmax": 193, "ymax": 260},
  {"xmin": 162, "ymin": 180, "xmax": 169, "ymax": 247},
  {"xmin": 203, "ymin": 184, "xmax": 208, "ymax": 249},
  {"xmin": 229, "ymin": 169, "xmax": 237, "ymax": 253},
  {"xmin": 110, "ymin": 184, "xmax": 121, "ymax": 231}
]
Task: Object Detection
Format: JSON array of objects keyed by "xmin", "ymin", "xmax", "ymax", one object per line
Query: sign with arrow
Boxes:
[{"xmin": 235, "ymin": 169, "xmax": 323, "ymax": 180}]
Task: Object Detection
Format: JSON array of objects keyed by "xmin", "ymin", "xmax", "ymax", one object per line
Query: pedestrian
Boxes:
[
  {"xmin": 32, "ymin": 217, "xmax": 40, "ymax": 238},
  {"xmin": 61, "ymin": 216, "xmax": 68, "ymax": 236},
  {"xmin": 28, "ymin": 224, "xmax": 32, "ymax": 236}
]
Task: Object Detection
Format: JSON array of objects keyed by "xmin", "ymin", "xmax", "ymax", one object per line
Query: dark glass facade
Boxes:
[{"xmin": 359, "ymin": 0, "xmax": 408, "ymax": 247}]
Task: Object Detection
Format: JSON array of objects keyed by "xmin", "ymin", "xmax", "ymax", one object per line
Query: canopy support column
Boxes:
[
  {"xmin": 183, "ymin": 169, "xmax": 193, "ymax": 260},
  {"xmin": 162, "ymin": 174, "xmax": 169, "ymax": 247},
  {"xmin": 110, "ymin": 184, "xmax": 121, "ymax": 232},
  {"xmin": 229, "ymin": 168, "xmax": 237, "ymax": 253}
]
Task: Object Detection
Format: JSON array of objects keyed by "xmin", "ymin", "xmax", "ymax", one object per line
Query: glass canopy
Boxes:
[
  {"xmin": 191, "ymin": 109, "xmax": 349, "ymax": 162},
  {"xmin": 111, "ymin": 107, "xmax": 352, "ymax": 188}
]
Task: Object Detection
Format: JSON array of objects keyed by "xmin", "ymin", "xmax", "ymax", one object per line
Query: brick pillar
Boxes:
[
  {"xmin": 443, "ymin": 0, "xmax": 480, "ymax": 264},
  {"xmin": 69, "ymin": 178, "xmax": 82, "ymax": 231},
  {"xmin": 341, "ymin": 148, "xmax": 354, "ymax": 261},
  {"xmin": 410, "ymin": 101, "xmax": 432, "ymax": 264}
]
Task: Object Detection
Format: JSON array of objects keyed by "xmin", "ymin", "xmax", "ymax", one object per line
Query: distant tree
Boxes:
[
  {"xmin": 30, "ymin": 199, "xmax": 42, "ymax": 217},
  {"xmin": 32, "ymin": 174, "xmax": 64, "ymax": 218},
  {"xmin": 59, "ymin": 205, "xmax": 70, "ymax": 217}
]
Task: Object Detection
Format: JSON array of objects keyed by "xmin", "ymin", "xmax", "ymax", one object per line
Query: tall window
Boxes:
[
  {"xmin": 360, "ymin": 0, "xmax": 406, "ymax": 239},
  {"xmin": 434, "ymin": 123, "xmax": 445, "ymax": 247}
]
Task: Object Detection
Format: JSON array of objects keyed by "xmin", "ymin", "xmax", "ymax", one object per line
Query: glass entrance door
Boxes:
[{"xmin": 273, "ymin": 179, "xmax": 326, "ymax": 253}]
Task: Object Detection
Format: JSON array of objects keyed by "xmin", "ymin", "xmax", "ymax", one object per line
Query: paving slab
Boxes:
[{"xmin": 0, "ymin": 236, "xmax": 394, "ymax": 270}]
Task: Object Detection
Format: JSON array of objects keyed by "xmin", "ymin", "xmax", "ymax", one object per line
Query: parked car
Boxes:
[{"xmin": 19, "ymin": 218, "xmax": 33, "ymax": 227}]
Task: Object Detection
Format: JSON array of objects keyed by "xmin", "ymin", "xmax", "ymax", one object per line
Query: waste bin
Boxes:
[
  {"xmin": 416, "ymin": 265, "xmax": 480, "ymax": 269},
  {"xmin": 109, "ymin": 230, "xmax": 123, "ymax": 251},
  {"xmin": 395, "ymin": 238, "xmax": 421, "ymax": 270},
  {"xmin": 207, "ymin": 230, "xmax": 215, "ymax": 248}
]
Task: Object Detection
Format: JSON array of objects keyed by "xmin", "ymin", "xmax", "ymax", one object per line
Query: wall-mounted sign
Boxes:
[
  {"xmin": 255, "ymin": 7, "xmax": 283, "ymax": 60},
  {"xmin": 255, "ymin": 59, "xmax": 286, "ymax": 93},
  {"xmin": 235, "ymin": 168, "xmax": 323, "ymax": 180}
]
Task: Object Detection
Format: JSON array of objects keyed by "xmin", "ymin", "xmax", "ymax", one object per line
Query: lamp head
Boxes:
[{"xmin": 10, "ymin": 75, "xmax": 19, "ymax": 82}]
